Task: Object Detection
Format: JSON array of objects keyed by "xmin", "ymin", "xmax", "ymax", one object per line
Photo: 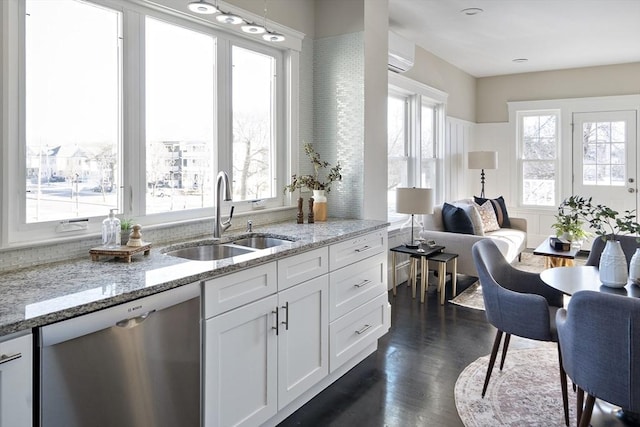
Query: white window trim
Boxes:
[
  {"xmin": 388, "ymin": 72, "xmax": 448, "ymax": 228},
  {"xmin": 1, "ymin": 0, "xmax": 303, "ymax": 247},
  {"xmin": 508, "ymin": 95, "xmax": 640, "ymax": 213}
]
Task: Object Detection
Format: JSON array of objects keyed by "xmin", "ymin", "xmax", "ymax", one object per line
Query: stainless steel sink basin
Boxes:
[
  {"xmin": 165, "ymin": 244, "xmax": 254, "ymax": 261},
  {"xmin": 231, "ymin": 236, "xmax": 292, "ymax": 249}
]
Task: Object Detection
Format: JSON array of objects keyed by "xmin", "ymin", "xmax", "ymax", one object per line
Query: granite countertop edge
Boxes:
[{"xmin": 0, "ymin": 219, "xmax": 389, "ymax": 337}]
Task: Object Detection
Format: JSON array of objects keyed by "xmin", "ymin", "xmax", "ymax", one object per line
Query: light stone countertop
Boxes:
[{"xmin": 0, "ymin": 219, "xmax": 388, "ymax": 337}]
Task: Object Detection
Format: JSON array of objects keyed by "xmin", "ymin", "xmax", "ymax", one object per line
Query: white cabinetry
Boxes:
[
  {"xmin": 203, "ymin": 248, "xmax": 329, "ymax": 427},
  {"xmin": 203, "ymin": 230, "xmax": 389, "ymax": 427},
  {"xmin": 0, "ymin": 332, "xmax": 32, "ymax": 427}
]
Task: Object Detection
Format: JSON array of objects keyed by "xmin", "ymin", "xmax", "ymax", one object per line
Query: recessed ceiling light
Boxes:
[
  {"xmin": 187, "ymin": 0, "xmax": 218, "ymax": 15},
  {"xmin": 512, "ymin": 58, "xmax": 529, "ymax": 63},
  {"xmin": 460, "ymin": 7, "xmax": 483, "ymax": 16}
]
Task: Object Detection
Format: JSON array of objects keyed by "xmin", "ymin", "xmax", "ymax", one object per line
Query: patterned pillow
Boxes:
[
  {"xmin": 474, "ymin": 196, "xmax": 511, "ymax": 228},
  {"xmin": 474, "ymin": 201, "xmax": 500, "ymax": 232}
]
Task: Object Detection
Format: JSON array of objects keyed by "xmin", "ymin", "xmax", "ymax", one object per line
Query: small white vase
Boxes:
[
  {"xmin": 599, "ymin": 240, "xmax": 628, "ymax": 288},
  {"xmin": 629, "ymin": 248, "xmax": 640, "ymax": 285}
]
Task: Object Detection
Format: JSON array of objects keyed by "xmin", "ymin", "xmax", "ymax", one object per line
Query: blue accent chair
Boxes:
[
  {"xmin": 556, "ymin": 290, "xmax": 640, "ymax": 427},
  {"xmin": 472, "ymin": 239, "xmax": 569, "ymax": 426}
]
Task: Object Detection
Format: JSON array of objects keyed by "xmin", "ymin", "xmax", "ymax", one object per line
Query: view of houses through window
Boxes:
[{"xmin": 25, "ymin": 0, "xmax": 121, "ymax": 223}]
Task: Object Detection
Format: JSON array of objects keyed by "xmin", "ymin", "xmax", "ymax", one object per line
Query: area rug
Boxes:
[{"xmin": 455, "ymin": 345, "xmax": 577, "ymax": 427}]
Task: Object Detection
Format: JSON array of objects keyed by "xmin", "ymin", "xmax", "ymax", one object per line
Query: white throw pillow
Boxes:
[
  {"xmin": 474, "ymin": 201, "xmax": 500, "ymax": 232},
  {"xmin": 453, "ymin": 200, "xmax": 485, "ymax": 236}
]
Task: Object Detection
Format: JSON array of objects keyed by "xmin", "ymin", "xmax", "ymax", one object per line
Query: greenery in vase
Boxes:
[
  {"xmin": 558, "ymin": 195, "xmax": 640, "ymax": 241},
  {"xmin": 552, "ymin": 200, "xmax": 589, "ymax": 241},
  {"xmin": 284, "ymin": 142, "xmax": 342, "ymax": 194}
]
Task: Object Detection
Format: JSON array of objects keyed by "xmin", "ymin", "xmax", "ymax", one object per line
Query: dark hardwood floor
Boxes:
[{"xmin": 279, "ymin": 275, "xmax": 633, "ymax": 427}]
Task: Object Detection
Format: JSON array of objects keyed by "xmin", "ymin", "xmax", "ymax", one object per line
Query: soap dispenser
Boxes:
[{"xmin": 102, "ymin": 209, "xmax": 121, "ymax": 248}]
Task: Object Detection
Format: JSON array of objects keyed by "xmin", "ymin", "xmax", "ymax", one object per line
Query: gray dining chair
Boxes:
[
  {"xmin": 585, "ymin": 234, "xmax": 638, "ymax": 267},
  {"xmin": 556, "ymin": 290, "xmax": 640, "ymax": 427},
  {"xmin": 472, "ymin": 239, "xmax": 569, "ymax": 426}
]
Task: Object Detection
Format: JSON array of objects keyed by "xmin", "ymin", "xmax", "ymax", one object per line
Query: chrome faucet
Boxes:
[{"xmin": 214, "ymin": 171, "xmax": 234, "ymax": 238}]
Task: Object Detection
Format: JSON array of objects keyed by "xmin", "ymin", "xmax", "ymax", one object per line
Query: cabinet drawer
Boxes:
[
  {"xmin": 329, "ymin": 253, "xmax": 387, "ymax": 322},
  {"xmin": 329, "ymin": 230, "xmax": 387, "ymax": 271},
  {"xmin": 277, "ymin": 247, "xmax": 329, "ymax": 291},
  {"xmin": 329, "ymin": 293, "xmax": 391, "ymax": 372},
  {"xmin": 203, "ymin": 262, "xmax": 277, "ymax": 319}
]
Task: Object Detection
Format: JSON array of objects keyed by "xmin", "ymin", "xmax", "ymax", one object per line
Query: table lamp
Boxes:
[
  {"xmin": 396, "ymin": 187, "xmax": 434, "ymax": 249},
  {"xmin": 468, "ymin": 151, "xmax": 498, "ymax": 198}
]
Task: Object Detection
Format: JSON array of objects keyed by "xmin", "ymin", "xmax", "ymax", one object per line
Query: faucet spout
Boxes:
[{"xmin": 214, "ymin": 171, "xmax": 233, "ymax": 238}]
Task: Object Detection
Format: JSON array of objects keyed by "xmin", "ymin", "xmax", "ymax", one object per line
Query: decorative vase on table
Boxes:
[
  {"xmin": 629, "ymin": 248, "xmax": 640, "ymax": 285},
  {"xmin": 599, "ymin": 240, "xmax": 628, "ymax": 288},
  {"xmin": 313, "ymin": 190, "xmax": 327, "ymax": 221}
]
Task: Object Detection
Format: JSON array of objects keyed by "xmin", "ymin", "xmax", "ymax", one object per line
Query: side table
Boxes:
[
  {"xmin": 533, "ymin": 237, "xmax": 580, "ymax": 268},
  {"xmin": 390, "ymin": 244, "xmax": 445, "ymax": 301},
  {"xmin": 424, "ymin": 253, "xmax": 459, "ymax": 305}
]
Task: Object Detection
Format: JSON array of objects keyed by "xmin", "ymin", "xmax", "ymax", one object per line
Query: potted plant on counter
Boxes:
[
  {"xmin": 121, "ymin": 218, "xmax": 135, "ymax": 246},
  {"xmin": 552, "ymin": 200, "xmax": 590, "ymax": 245},
  {"xmin": 284, "ymin": 142, "xmax": 342, "ymax": 222}
]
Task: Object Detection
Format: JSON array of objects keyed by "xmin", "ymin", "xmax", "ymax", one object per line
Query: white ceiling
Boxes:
[{"xmin": 388, "ymin": 0, "xmax": 640, "ymax": 78}]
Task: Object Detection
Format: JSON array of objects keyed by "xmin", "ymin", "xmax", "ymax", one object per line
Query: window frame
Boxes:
[
  {"xmin": 516, "ymin": 109, "xmax": 561, "ymax": 208},
  {"xmin": 3, "ymin": 0, "xmax": 297, "ymax": 246},
  {"xmin": 387, "ymin": 72, "xmax": 447, "ymax": 226}
]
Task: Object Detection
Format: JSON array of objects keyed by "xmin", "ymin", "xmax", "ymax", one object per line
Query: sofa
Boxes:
[{"xmin": 419, "ymin": 199, "xmax": 527, "ymax": 277}]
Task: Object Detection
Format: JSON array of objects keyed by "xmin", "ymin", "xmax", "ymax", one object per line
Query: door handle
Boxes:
[
  {"xmin": 115, "ymin": 310, "xmax": 156, "ymax": 328},
  {"xmin": 628, "ymin": 188, "xmax": 635, "ymax": 193},
  {"xmin": 281, "ymin": 302, "xmax": 289, "ymax": 331},
  {"xmin": 272, "ymin": 307, "xmax": 279, "ymax": 335},
  {"xmin": 0, "ymin": 353, "xmax": 22, "ymax": 365}
]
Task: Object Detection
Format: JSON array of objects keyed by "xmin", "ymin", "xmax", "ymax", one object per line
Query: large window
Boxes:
[
  {"xmin": 145, "ymin": 17, "xmax": 215, "ymax": 214},
  {"xmin": 518, "ymin": 111, "xmax": 560, "ymax": 206},
  {"xmin": 25, "ymin": 0, "xmax": 121, "ymax": 223},
  {"xmin": 231, "ymin": 45, "xmax": 277, "ymax": 201},
  {"xmin": 7, "ymin": 0, "xmax": 291, "ymax": 244},
  {"xmin": 387, "ymin": 75, "xmax": 444, "ymax": 224}
]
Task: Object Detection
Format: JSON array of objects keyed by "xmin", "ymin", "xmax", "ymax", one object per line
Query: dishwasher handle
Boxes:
[{"xmin": 115, "ymin": 310, "xmax": 156, "ymax": 329}]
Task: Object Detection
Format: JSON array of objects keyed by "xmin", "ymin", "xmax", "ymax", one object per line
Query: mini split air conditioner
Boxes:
[{"xmin": 388, "ymin": 31, "xmax": 415, "ymax": 73}]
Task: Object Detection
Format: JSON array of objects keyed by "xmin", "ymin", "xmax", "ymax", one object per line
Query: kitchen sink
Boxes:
[
  {"xmin": 231, "ymin": 236, "xmax": 292, "ymax": 249},
  {"xmin": 165, "ymin": 244, "xmax": 254, "ymax": 261}
]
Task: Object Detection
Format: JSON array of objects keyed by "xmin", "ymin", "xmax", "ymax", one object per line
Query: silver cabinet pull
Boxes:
[
  {"xmin": 115, "ymin": 310, "xmax": 155, "ymax": 329},
  {"xmin": 281, "ymin": 302, "xmax": 289, "ymax": 331},
  {"xmin": 355, "ymin": 324, "xmax": 372, "ymax": 335},
  {"xmin": 354, "ymin": 279, "xmax": 371, "ymax": 288},
  {"xmin": 0, "ymin": 352, "xmax": 22, "ymax": 365},
  {"xmin": 272, "ymin": 307, "xmax": 279, "ymax": 335},
  {"xmin": 354, "ymin": 245, "xmax": 371, "ymax": 253}
]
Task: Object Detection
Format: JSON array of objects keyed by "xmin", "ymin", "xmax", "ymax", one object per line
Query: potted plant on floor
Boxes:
[
  {"xmin": 284, "ymin": 142, "xmax": 342, "ymax": 222},
  {"xmin": 559, "ymin": 195, "xmax": 640, "ymax": 287}
]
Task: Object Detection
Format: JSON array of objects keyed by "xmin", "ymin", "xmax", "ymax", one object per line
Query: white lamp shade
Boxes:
[
  {"xmin": 396, "ymin": 187, "xmax": 434, "ymax": 215},
  {"xmin": 468, "ymin": 151, "xmax": 498, "ymax": 170}
]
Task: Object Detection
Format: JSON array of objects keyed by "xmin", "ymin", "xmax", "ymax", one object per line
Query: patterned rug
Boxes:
[{"xmin": 455, "ymin": 344, "xmax": 577, "ymax": 427}]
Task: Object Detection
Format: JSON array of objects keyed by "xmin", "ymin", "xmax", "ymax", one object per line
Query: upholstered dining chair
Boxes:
[
  {"xmin": 472, "ymin": 239, "xmax": 569, "ymax": 426},
  {"xmin": 585, "ymin": 234, "xmax": 639, "ymax": 267},
  {"xmin": 556, "ymin": 290, "xmax": 640, "ymax": 427}
]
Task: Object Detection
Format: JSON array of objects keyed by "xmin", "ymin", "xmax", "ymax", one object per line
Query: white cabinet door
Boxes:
[
  {"xmin": 204, "ymin": 295, "xmax": 278, "ymax": 427},
  {"xmin": 277, "ymin": 275, "xmax": 329, "ymax": 410},
  {"xmin": 0, "ymin": 333, "xmax": 32, "ymax": 427}
]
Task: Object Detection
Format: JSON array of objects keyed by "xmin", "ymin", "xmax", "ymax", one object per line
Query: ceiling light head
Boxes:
[
  {"xmin": 241, "ymin": 23, "xmax": 266, "ymax": 34},
  {"xmin": 216, "ymin": 12, "xmax": 244, "ymax": 25},
  {"xmin": 460, "ymin": 7, "xmax": 483, "ymax": 16},
  {"xmin": 263, "ymin": 32, "xmax": 285, "ymax": 42},
  {"xmin": 188, "ymin": 0, "xmax": 218, "ymax": 14},
  {"xmin": 512, "ymin": 58, "xmax": 529, "ymax": 63}
]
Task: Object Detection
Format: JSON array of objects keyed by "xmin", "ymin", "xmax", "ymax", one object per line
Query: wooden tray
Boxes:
[{"xmin": 90, "ymin": 243, "xmax": 151, "ymax": 263}]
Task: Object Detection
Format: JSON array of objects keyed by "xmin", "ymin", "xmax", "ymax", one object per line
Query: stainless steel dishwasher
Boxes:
[{"xmin": 39, "ymin": 282, "xmax": 200, "ymax": 427}]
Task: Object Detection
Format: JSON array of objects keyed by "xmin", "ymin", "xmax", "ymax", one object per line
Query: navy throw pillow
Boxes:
[
  {"xmin": 474, "ymin": 196, "xmax": 511, "ymax": 228},
  {"xmin": 442, "ymin": 202, "xmax": 474, "ymax": 235}
]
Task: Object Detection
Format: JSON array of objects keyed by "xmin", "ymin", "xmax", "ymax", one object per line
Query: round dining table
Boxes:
[{"xmin": 540, "ymin": 265, "xmax": 640, "ymax": 298}]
